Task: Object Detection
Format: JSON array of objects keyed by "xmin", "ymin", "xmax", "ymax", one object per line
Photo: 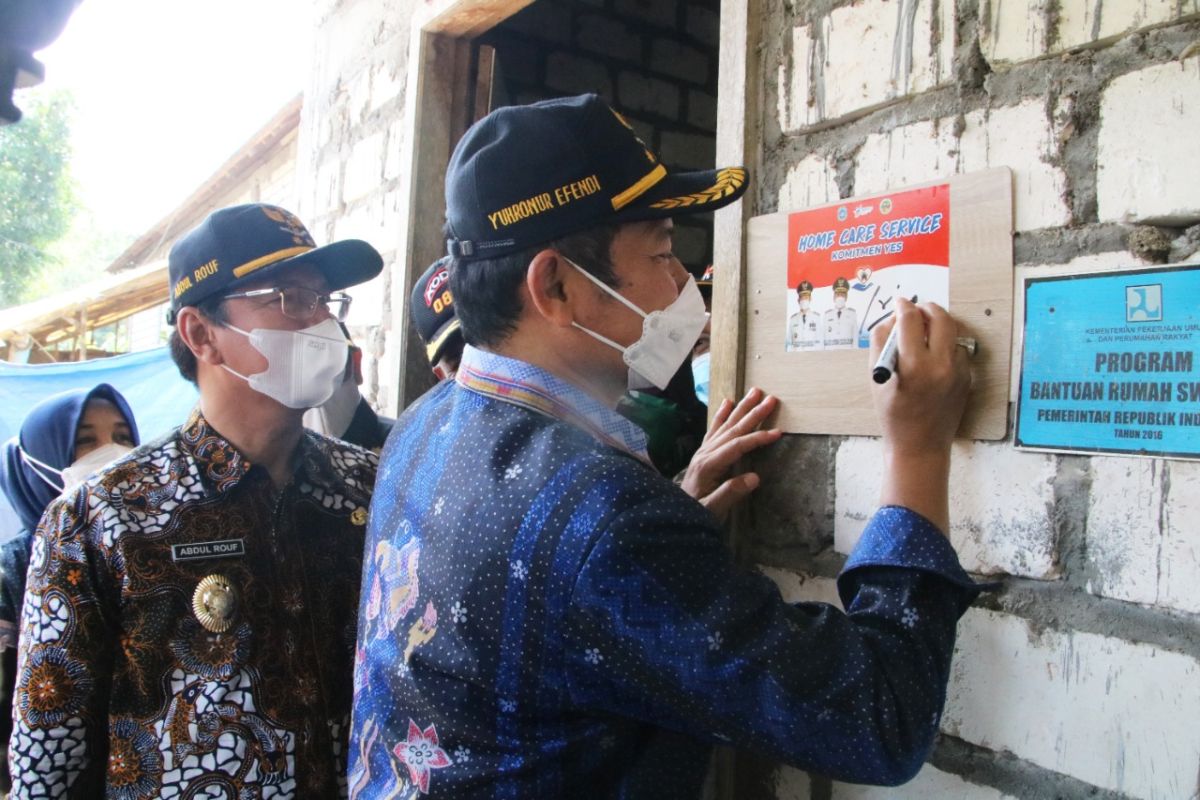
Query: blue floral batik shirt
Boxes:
[{"xmin": 349, "ymin": 345, "xmax": 981, "ymax": 799}]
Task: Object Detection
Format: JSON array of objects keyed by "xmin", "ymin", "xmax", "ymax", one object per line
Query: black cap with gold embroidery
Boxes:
[
  {"xmin": 445, "ymin": 93, "xmax": 748, "ymax": 262},
  {"xmin": 166, "ymin": 203, "xmax": 383, "ymax": 323}
]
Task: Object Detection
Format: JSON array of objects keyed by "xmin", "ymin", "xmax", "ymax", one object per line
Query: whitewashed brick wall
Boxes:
[
  {"xmin": 776, "ymin": 0, "xmax": 954, "ymax": 132},
  {"xmin": 1161, "ymin": 460, "xmax": 1200, "ymax": 614},
  {"xmin": 772, "ymin": 767, "xmax": 813, "ymax": 799},
  {"xmin": 1086, "ymin": 456, "xmax": 1167, "ymax": 606},
  {"xmin": 981, "ymin": 0, "xmax": 1200, "ymax": 65},
  {"xmin": 855, "ymin": 102, "xmax": 1071, "ymax": 232},
  {"xmin": 1097, "ymin": 57, "xmax": 1200, "ymax": 225},
  {"xmin": 1088, "ymin": 457, "xmax": 1200, "ymax": 615},
  {"xmin": 820, "ymin": 0, "xmax": 953, "ymax": 120},
  {"xmin": 832, "ymin": 766, "xmax": 1018, "ymax": 799},
  {"xmin": 775, "ymin": 24, "xmax": 810, "ymax": 134},
  {"xmin": 834, "ymin": 439, "xmax": 1060, "ymax": 578},
  {"xmin": 340, "ymin": 131, "xmax": 385, "ymax": 206},
  {"xmin": 296, "ymin": 0, "xmax": 410, "ymax": 413},
  {"xmin": 776, "ymin": 155, "xmax": 839, "ymax": 217},
  {"xmin": 943, "ymin": 609, "xmax": 1200, "ymax": 798},
  {"xmin": 750, "ymin": 1, "xmax": 1200, "ymax": 797}
]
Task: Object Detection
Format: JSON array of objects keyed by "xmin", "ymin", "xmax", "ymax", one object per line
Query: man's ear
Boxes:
[
  {"xmin": 175, "ymin": 307, "xmax": 226, "ymax": 367},
  {"xmin": 525, "ymin": 249, "xmax": 580, "ymax": 328}
]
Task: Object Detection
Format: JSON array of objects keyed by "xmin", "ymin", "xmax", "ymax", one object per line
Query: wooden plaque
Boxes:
[{"xmin": 744, "ymin": 167, "xmax": 1014, "ymax": 439}]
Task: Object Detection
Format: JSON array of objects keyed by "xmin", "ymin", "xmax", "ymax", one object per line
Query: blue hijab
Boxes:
[{"xmin": 0, "ymin": 383, "xmax": 139, "ymax": 534}]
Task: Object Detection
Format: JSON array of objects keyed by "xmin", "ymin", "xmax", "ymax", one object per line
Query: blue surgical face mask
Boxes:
[{"xmin": 692, "ymin": 352, "xmax": 711, "ymax": 405}]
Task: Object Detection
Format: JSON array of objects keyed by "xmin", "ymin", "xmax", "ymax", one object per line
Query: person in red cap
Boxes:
[
  {"xmin": 11, "ymin": 203, "xmax": 382, "ymax": 798},
  {"xmin": 351, "ymin": 94, "xmax": 977, "ymax": 798}
]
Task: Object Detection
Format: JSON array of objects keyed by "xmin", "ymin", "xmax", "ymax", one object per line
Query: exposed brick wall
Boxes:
[
  {"xmin": 296, "ymin": 0, "xmax": 412, "ymax": 414},
  {"xmin": 942, "ymin": 607, "xmax": 1200, "ymax": 798},
  {"xmin": 479, "ymin": 0, "xmax": 720, "ymax": 272},
  {"xmin": 1097, "ymin": 58, "xmax": 1200, "ymax": 224},
  {"xmin": 835, "ymin": 438, "xmax": 1061, "ymax": 579},
  {"xmin": 743, "ymin": 0, "xmax": 1200, "ymax": 797}
]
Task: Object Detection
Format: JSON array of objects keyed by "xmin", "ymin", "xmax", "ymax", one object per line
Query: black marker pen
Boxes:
[
  {"xmin": 872, "ymin": 296, "xmax": 916, "ymax": 384},
  {"xmin": 872, "ymin": 297, "xmax": 978, "ymax": 383}
]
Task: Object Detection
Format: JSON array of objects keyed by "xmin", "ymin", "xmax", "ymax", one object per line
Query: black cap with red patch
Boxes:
[{"xmin": 410, "ymin": 257, "xmax": 463, "ymax": 364}]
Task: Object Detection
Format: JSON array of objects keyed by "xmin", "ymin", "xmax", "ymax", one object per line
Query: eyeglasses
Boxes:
[{"xmin": 221, "ymin": 286, "xmax": 352, "ymax": 322}]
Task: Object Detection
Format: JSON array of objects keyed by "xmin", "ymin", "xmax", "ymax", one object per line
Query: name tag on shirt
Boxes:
[{"xmin": 171, "ymin": 539, "xmax": 246, "ymax": 562}]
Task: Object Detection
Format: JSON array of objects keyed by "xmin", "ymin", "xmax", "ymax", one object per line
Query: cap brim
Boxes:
[
  {"xmin": 245, "ymin": 239, "xmax": 384, "ymax": 292},
  {"xmin": 613, "ymin": 166, "xmax": 748, "ymax": 223},
  {"xmin": 426, "ymin": 318, "xmax": 463, "ymax": 363}
]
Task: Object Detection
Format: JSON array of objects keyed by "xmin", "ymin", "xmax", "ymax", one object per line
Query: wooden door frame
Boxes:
[
  {"xmin": 387, "ymin": 0, "xmax": 534, "ymax": 413},
  {"xmin": 710, "ymin": 0, "xmax": 760, "ymax": 426},
  {"xmin": 387, "ymin": 2, "xmax": 760, "ymax": 792},
  {"xmin": 710, "ymin": 1, "xmax": 760, "ymax": 797}
]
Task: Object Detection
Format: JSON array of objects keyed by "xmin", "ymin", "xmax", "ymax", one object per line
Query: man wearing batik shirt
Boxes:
[
  {"xmin": 11, "ymin": 204, "xmax": 382, "ymax": 798},
  {"xmin": 350, "ymin": 94, "xmax": 980, "ymax": 798}
]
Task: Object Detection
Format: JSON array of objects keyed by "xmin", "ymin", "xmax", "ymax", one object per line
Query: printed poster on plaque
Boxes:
[
  {"xmin": 744, "ymin": 168, "xmax": 1013, "ymax": 439},
  {"xmin": 785, "ymin": 184, "xmax": 950, "ymax": 352}
]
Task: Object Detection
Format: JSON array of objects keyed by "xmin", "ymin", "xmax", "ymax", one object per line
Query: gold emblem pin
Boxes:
[
  {"xmin": 192, "ymin": 575, "xmax": 237, "ymax": 633},
  {"xmin": 351, "ymin": 507, "xmax": 368, "ymax": 526}
]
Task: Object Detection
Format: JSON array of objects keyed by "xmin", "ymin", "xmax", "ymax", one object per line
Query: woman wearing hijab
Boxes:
[{"xmin": 0, "ymin": 383, "xmax": 139, "ymax": 791}]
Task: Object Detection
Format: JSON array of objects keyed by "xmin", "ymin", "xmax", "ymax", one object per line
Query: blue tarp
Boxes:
[{"xmin": 0, "ymin": 347, "xmax": 198, "ymax": 445}]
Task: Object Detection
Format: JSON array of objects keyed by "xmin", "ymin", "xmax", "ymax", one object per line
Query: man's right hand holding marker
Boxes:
[{"xmin": 869, "ymin": 297, "xmax": 973, "ymax": 534}]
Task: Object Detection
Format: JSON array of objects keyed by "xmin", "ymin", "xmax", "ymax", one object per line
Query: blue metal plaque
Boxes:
[{"xmin": 1016, "ymin": 264, "xmax": 1200, "ymax": 460}]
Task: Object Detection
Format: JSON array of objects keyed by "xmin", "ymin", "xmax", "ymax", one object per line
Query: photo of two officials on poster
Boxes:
[{"xmin": 784, "ymin": 185, "xmax": 952, "ymax": 351}]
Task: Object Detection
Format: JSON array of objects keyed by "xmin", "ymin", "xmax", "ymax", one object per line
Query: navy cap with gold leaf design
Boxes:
[
  {"xmin": 445, "ymin": 94, "xmax": 748, "ymax": 262},
  {"xmin": 166, "ymin": 203, "xmax": 382, "ymax": 323}
]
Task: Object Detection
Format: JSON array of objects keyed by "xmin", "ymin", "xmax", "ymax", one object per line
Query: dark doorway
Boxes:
[{"xmin": 477, "ymin": 0, "xmax": 722, "ymax": 277}]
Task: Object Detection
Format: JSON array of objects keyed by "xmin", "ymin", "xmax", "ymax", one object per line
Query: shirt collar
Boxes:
[
  {"xmin": 179, "ymin": 408, "xmax": 337, "ymax": 493},
  {"xmin": 455, "ymin": 345, "xmax": 650, "ymax": 463}
]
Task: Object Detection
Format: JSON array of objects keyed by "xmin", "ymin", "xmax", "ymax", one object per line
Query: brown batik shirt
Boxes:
[{"xmin": 10, "ymin": 410, "xmax": 377, "ymax": 799}]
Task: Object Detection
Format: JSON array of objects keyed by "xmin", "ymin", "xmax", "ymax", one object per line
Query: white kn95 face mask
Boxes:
[
  {"xmin": 220, "ymin": 317, "xmax": 350, "ymax": 410},
  {"xmin": 565, "ymin": 257, "xmax": 708, "ymax": 391},
  {"xmin": 21, "ymin": 442, "xmax": 133, "ymax": 494}
]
